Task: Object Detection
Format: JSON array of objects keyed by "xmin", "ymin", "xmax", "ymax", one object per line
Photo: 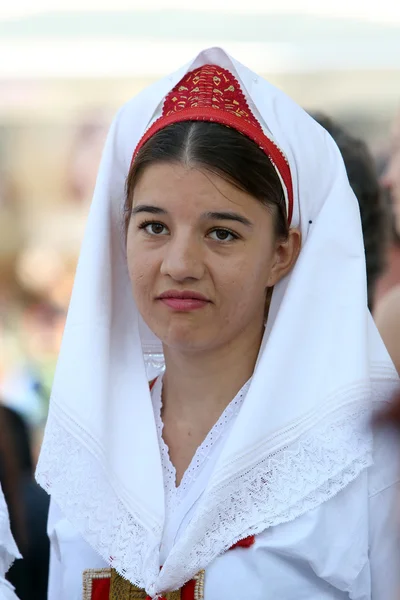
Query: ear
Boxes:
[{"xmin": 267, "ymin": 228, "xmax": 301, "ymax": 287}]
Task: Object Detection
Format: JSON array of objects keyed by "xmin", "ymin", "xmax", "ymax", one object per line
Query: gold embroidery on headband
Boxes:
[
  {"xmin": 162, "ymin": 65, "xmax": 258, "ymax": 128},
  {"xmin": 133, "ymin": 64, "xmax": 294, "ymax": 224}
]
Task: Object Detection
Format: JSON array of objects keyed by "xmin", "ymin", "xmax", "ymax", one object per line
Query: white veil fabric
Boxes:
[{"xmin": 36, "ymin": 47, "xmax": 398, "ymax": 596}]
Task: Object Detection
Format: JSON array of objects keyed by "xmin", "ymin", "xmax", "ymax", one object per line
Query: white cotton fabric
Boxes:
[
  {"xmin": 0, "ymin": 484, "xmax": 21, "ymax": 600},
  {"xmin": 36, "ymin": 46, "xmax": 399, "ymax": 597}
]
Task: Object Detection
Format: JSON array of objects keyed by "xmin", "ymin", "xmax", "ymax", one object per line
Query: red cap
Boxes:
[{"xmin": 133, "ymin": 65, "xmax": 293, "ymax": 225}]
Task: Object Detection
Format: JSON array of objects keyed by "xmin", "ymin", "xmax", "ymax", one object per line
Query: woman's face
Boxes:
[{"xmin": 127, "ymin": 162, "xmax": 300, "ymax": 354}]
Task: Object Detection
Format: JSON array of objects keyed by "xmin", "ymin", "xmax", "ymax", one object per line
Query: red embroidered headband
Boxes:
[{"xmin": 132, "ymin": 65, "xmax": 293, "ymax": 225}]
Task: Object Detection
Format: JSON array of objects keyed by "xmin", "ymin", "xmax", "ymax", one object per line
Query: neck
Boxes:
[{"xmin": 162, "ymin": 324, "xmax": 264, "ymax": 421}]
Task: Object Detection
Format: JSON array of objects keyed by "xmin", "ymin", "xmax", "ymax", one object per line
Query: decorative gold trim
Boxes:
[
  {"xmin": 82, "ymin": 567, "xmax": 206, "ymax": 599},
  {"xmin": 83, "ymin": 568, "xmax": 112, "ymax": 600},
  {"xmin": 110, "ymin": 568, "xmax": 147, "ymax": 599},
  {"xmin": 194, "ymin": 570, "xmax": 205, "ymax": 600},
  {"xmin": 164, "ymin": 591, "xmax": 181, "ymax": 600}
]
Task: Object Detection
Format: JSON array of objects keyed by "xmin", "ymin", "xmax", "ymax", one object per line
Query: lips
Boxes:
[
  {"xmin": 157, "ymin": 290, "xmax": 210, "ymax": 311},
  {"xmin": 158, "ymin": 290, "xmax": 209, "ymax": 301}
]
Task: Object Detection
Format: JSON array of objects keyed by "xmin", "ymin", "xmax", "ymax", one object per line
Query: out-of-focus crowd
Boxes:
[{"xmin": 0, "ymin": 115, "xmax": 109, "ymax": 598}]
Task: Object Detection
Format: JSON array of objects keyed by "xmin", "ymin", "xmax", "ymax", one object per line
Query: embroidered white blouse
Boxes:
[{"xmin": 47, "ymin": 380, "xmax": 400, "ymax": 600}]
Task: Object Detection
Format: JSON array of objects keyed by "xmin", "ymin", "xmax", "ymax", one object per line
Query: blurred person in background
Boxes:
[
  {"xmin": 311, "ymin": 112, "xmax": 388, "ymax": 312},
  {"xmin": 375, "ymin": 108, "xmax": 400, "ymax": 373},
  {"xmin": 0, "ymin": 409, "xmax": 22, "ymax": 599},
  {"xmin": 36, "ymin": 48, "xmax": 400, "ymax": 600},
  {"xmin": 1, "ymin": 405, "xmax": 49, "ymax": 600},
  {"xmin": 66, "ymin": 113, "xmax": 110, "ymax": 206},
  {"xmin": 1, "ymin": 296, "xmax": 66, "ymax": 425}
]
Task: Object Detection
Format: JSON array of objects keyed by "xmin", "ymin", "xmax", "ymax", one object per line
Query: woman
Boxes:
[{"xmin": 36, "ymin": 48, "xmax": 400, "ymax": 599}]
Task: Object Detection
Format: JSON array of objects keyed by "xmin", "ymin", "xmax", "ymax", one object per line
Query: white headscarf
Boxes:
[{"xmin": 36, "ymin": 47, "xmax": 397, "ymax": 596}]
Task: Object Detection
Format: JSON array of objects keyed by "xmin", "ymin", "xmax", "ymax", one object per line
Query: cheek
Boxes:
[
  {"xmin": 216, "ymin": 252, "xmax": 273, "ymax": 312},
  {"xmin": 126, "ymin": 241, "xmax": 154, "ymax": 300}
]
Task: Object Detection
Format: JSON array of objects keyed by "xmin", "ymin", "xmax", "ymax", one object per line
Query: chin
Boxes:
[{"xmin": 159, "ymin": 325, "xmax": 214, "ymax": 354}]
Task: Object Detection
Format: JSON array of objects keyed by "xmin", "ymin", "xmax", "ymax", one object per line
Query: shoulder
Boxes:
[
  {"xmin": 369, "ymin": 410, "xmax": 400, "ymax": 497},
  {"xmin": 374, "ymin": 285, "xmax": 400, "ymax": 373},
  {"xmin": 374, "ymin": 285, "xmax": 400, "ymax": 341},
  {"xmin": 375, "ymin": 285, "xmax": 400, "ymax": 324}
]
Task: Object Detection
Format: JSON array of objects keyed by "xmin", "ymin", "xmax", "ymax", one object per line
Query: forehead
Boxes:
[{"xmin": 132, "ymin": 162, "xmax": 270, "ymax": 218}]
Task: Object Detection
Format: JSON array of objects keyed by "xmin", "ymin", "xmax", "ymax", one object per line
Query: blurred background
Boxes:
[{"xmin": 0, "ymin": 1, "xmax": 399, "ymax": 598}]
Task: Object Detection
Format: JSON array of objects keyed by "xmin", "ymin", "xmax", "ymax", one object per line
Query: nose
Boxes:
[{"xmin": 160, "ymin": 232, "xmax": 205, "ymax": 282}]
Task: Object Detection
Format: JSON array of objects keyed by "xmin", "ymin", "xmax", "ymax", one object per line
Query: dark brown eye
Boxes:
[
  {"xmin": 139, "ymin": 221, "xmax": 169, "ymax": 235},
  {"xmin": 209, "ymin": 228, "xmax": 237, "ymax": 242},
  {"xmin": 149, "ymin": 223, "xmax": 165, "ymax": 234}
]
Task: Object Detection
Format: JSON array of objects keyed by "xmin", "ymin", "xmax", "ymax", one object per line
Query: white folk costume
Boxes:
[
  {"xmin": 36, "ymin": 47, "xmax": 400, "ymax": 600},
  {"xmin": 0, "ymin": 483, "xmax": 21, "ymax": 600}
]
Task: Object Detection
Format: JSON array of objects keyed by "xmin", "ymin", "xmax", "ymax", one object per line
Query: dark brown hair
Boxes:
[{"xmin": 125, "ymin": 121, "xmax": 288, "ymax": 238}]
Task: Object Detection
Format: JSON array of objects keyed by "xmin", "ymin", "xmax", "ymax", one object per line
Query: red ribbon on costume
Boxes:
[{"xmin": 230, "ymin": 535, "xmax": 255, "ymax": 550}]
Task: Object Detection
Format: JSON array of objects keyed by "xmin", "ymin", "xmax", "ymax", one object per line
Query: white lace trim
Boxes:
[
  {"xmin": 36, "ymin": 402, "xmax": 161, "ymax": 589},
  {"xmin": 155, "ymin": 373, "xmax": 398, "ymax": 593},
  {"xmin": 152, "ymin": 375, "xmax": 250, "ymax": 509},
  {"xmin": 36, "ymin": 372, "xmax": 396, "ymax": 596},
  {"xmin": 157, "ymin": 397, "xmax": 374, "ymax": 592}
]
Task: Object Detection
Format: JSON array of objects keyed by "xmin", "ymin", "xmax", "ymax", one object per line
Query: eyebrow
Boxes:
[
  {"xmin": 203, "ymin": 211, "xmax": 253, "ymax": 228},
  {"xmin": 131, "ymin": 205, "xmax": 167, "ymax": 216},
  {"xmin": 131, "ymin": 205, "xmax": 253, "ymax": 228}
]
